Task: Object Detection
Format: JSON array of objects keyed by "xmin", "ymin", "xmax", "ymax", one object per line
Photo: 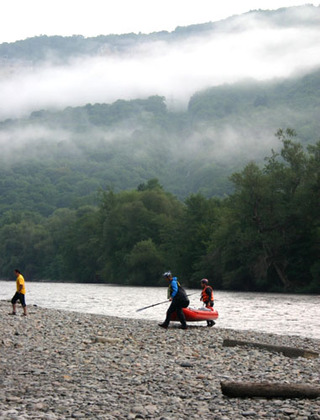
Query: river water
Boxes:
[{"xmin": 1, "ymin": 281, "xmax": 319, "ymax": 340}]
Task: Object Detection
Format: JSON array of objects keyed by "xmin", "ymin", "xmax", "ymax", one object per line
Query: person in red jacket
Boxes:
[{"xmin": 200, "ymin": 278, "xmax": 215, "ymax": 327}]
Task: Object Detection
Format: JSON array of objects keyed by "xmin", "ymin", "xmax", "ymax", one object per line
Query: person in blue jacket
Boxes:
[{"xmin": 158, "ymin": 271, "xmax": 189, "ymax": 330}]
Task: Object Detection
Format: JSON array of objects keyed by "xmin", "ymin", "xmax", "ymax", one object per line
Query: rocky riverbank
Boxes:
[{"xmin": 0, "ymin": 301, "xmax": 319, "ymax": 419}]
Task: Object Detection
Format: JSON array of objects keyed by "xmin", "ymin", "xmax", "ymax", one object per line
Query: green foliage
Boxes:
[
  {"xmin": 125, "ymin": 239, "xmax": 164, "ymax": 285},
  {"xmin": 188, "ymin": 70, "xmax": 320, "ymax": 145},
  {"xmin": 0, "ymin": 214, "xmax": 46, "ymax": 279},
  {"xmin": 96, "ymin": 185, "xmax": 184, "ymax": 285},
  {"xmin": 1, "ymin": 67, "xmax": 320, "ymax": 213},
  {"xmin": 2, "ymin": 70, "xmax": 320, "ymax": 212},
  {"xmin": 172, "ymin": 194, "xmax": 221, "ymax": 286},
  {"xmin": 207, "ymin": 131, "xmax": 320, "ymax": 292},
  {"xmin": 60, "ymin": 206, "xmax": 101, "ymax": 282},
  {"xmin": 0, "ymin": 129, "xmax": 318, "ymax": 293},
  {"xmin": 0, "ymin": 11, "xmax": 319, "ymax": 291}
]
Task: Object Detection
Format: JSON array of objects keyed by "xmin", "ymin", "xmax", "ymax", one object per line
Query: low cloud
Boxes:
[{"xmin": 1, "ymin": 11, "xmax": 320, "ymax": 121}]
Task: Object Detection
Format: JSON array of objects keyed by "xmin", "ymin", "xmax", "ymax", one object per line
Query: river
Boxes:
[{"xmin": 1, "ymin": 281, "xmax": 319, "ymax": 339}]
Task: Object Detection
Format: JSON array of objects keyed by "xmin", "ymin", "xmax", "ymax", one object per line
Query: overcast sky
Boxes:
[{"xmin": 1, "ymin": 0, "xmax": 319, "ymax": 43}]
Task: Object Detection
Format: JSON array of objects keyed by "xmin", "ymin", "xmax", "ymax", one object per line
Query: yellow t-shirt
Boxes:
[{"xmin": 16, "ymin": 274, "xmax": 26, "ymax": 295}]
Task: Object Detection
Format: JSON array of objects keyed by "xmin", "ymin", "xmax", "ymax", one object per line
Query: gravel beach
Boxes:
[{"xmin": 1, "ymin": 300, "xmax": 319, "ymax": 419}]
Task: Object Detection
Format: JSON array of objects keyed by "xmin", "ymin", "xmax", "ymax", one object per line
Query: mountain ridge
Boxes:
[
  {"xmin": 0, "ymin": 4, "xmax": 319, "ymax": 208},
  {"xmin": 0, "ymin": 4, "xmax": 319, "ymax": 63}
]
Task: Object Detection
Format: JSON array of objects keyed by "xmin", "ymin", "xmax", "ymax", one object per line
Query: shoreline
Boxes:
[
  {"xmin": 1, "ymin": 301, "xmax": 319, "ymax": 419},
  {"xmin": 1, "ymin": 281, "xmax": 319, "ymax": 341}
]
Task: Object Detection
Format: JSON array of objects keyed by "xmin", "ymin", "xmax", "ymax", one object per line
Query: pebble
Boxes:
[{"xmin": 0, "ymin": 300, "xmax": 319, "ymax": 419}]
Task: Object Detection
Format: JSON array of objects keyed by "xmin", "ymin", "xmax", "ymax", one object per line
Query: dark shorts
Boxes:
[{"xmin": 11, "ymin": 292, "xmax": 26, "ymax": 307}]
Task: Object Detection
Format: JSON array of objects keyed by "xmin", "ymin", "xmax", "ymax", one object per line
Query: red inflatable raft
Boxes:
[{"xmin": 170, "ymin": 306, "xmax": 219, "ymax": 323}]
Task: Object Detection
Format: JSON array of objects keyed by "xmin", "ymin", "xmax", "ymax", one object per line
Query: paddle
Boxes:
[
  {"xmin": 136, "ymin": 292, "xmax": 199, "ymax": 312},
  {"xmin": 136, "ymin": 300, "xmax": 169, "ymax": 312}
]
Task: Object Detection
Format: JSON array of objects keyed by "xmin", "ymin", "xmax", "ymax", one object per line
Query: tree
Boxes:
[
  {"xmin": 173, "ymin": 193, "xmax": 220, "ymax": 286},
  {"xmin": 97, "ymin": 183, "xmax": 184, "ymax": 284},
  {"xmin": 125, "ymin": 239, "xmax": 164, "ymax": 285},
  {"xmin": 0, "ymin": 218, "xmax": 46, "ymax": 279},
  {"xmin": 61, "ymin": 206, "xmax": 101, "ymax": 282},
  {"xmin": 215, "ymin": 130, "xmax": 320, "ymax": 292}
]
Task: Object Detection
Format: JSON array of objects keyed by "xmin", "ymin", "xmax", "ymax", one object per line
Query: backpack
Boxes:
[{"xmin": 177, "ymin": 285, "xmax": 190, "ymax": 308}]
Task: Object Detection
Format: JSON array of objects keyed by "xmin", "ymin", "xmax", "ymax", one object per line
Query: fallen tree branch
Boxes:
[
  {"xmin": 220, "ymin": 381, "xmax": 320, "ymax": 399},
  {"xmin": 222, "ymin": 339, "xmax": 319, "ymax": 359}
]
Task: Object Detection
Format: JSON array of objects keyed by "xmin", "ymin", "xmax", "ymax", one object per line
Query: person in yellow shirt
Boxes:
[{"xmin": 10, "ymin": 269, "xmax": 27, "ymax": 316}]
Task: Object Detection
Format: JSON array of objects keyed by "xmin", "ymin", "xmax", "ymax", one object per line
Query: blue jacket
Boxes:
[{"xmin": 168, "ymin": 277, "xmax": 179, "ymax": 298}]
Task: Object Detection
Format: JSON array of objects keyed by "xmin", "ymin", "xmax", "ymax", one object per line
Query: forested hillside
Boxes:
[
  {"xmin": 0, "ymin": 5, "xmax": 319, "ymax": 291},
  {"xmin": 1, "ymin": 5, "xmax": 319, "ymax": 63},
  {"xmin": 0, "ymin": 132, "xmax": 319, "ymax": 292},
  {"xmin": 1, "ymin": 69, "xmax": 320, "ymax": 215}
]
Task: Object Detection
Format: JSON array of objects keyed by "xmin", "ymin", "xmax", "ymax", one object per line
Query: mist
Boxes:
[{"xmin": 1, "ymin": 10, "xmax": 320, "ymax": 120}]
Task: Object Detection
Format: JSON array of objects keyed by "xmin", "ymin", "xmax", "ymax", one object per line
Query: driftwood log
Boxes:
[
  {"xmin": 221, "ymin": 381, "xmax": 320, "ymax": 399},
  {"xmin": 222, "ymin": 339, "xmax": 319, "ymax": 359}
]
